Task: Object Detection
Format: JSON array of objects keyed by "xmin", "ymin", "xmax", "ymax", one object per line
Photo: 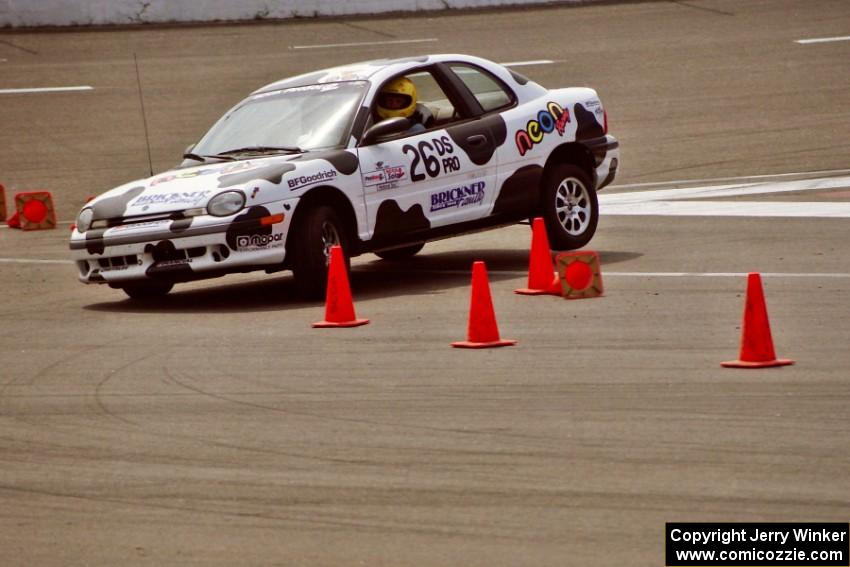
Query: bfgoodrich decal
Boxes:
[
  {"xmin": 287, "ymin": 170, "xmax": 337, "ymax": 190},
  {"xmin": 430, "ymin": 181, "xmax": 486, "ymax": 212}
]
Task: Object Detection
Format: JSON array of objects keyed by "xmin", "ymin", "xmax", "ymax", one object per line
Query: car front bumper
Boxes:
[
  {"xmin": 583, "ymin": 134, "xmax": 619, "ymax": 190},
  {"xmin": 69, "ymin": 201, "xmax": 294, "ymax": 285}
]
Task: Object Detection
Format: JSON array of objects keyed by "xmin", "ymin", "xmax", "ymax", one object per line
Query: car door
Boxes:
[
  {"xmin": 357, "ymin": 67, "xmax": 498, "ymax": 248},
  {"xmin": 441, "ymin": 62, "xmax": 519, "ymax": 216}
]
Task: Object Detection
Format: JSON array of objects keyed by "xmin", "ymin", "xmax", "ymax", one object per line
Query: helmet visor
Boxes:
[{"xmin": 378, "ymin": 92, "xmax": 413, "ymax": 110}]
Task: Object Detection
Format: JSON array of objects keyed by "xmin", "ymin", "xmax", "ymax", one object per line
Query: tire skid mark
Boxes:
[
  {"xmin": 166, "ymin": 364, "xmax": 564, "ymax": 447},
  {"xmin": 2, "ymin": 481, "xmax": 846, "ymax": 539},
  {"xmin": 93, "ymin": 349, "xmax": 166, "ymax": 428},
  {"xmin": 0, "ymin": 343, "xmax": 109, "ymax": 431},
  {"xmin": 84, "ymin": 347, "xmax": 379, "ymax": 466},
  {"xmin": 0, "ymin": 482, "xmax": 529, "ymax": 539}
]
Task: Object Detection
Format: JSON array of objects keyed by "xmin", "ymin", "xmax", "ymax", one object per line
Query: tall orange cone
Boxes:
[
  {"xmin": 313, "ymin": 245, "xmax": 369, "ymax": 328},
  {"xmin": 515, "ymin": 217, "xmax": 560, "ymax": 295},
  {"xmin": 0, "ymin": 183, "xmax": 6, "ymax": 223},
  {"xmin": 452, "ymin": 261, "xmax": 517, "ymax": 349},
  {"xmin": 721, "ymin": 273, "xmax": 794, "ymax": 368}
]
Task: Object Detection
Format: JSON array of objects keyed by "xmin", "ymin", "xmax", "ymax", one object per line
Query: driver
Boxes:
[{"xmin": 375, "ymin": 77, "xmax": 432, "ymax": 134}]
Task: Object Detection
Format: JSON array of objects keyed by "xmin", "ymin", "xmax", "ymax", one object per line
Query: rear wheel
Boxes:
[
  {"xmin": 541, "ymin": 163, "xmax": 598, "ymax": 250},
  {"xmin": 292, "ymin": 205, "xmax": 349, "ymax": 300},
  {"xmin": 374, "ymin": 243, "xmax": 424, "ymax": 261},
  {"xmin": 121, "ymin": 280, "xmax": 173, "ymax": 300}
]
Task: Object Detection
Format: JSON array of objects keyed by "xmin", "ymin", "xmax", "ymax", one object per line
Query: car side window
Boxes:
[
  {"xmin": 448, "ymin": 64, "xmax": 514, "ymax": 113},
  {"xmin": 406, "ymin": 71, "xmax": 458, "ymax": 127},
  {"xmin": 370, "ymin": 70, "xmax": 459, "ymax": 137}
]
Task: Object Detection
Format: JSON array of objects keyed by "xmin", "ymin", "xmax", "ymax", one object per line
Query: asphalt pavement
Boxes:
[{"xmin": 1, "ymin": 1, "xmax": 849, "ymax": 565}]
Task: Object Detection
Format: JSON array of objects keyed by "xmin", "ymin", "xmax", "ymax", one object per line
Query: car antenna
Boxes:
[{"xmin": 133, "ymin": 52, "xmax": 155, "ymax": 178}]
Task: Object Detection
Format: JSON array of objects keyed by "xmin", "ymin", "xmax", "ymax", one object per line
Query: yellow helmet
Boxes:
[{"xmin": 376, "ymin": 77, "xmax": 417, "ymax": 120}]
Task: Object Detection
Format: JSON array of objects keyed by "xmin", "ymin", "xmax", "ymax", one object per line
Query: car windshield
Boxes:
[{"xmin": 192, "ymin": 81, "xmax": 367, "ymax": 156}]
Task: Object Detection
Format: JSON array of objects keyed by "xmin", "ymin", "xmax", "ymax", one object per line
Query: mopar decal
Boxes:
[
  {"xmin": 402, "ymin": 136, "xmax": 458, "ymax": 182},
  {"xmin": 430, "ymin": 181, "xmax": 486, "ymax": 212},
  {"xmin": 287, "ymin": 170, "xmax": 337, "ymax": 190},
  {"xmin": 236, "ymin": 233, "xmax": 283, "ymax": 251},
  {"xmin": 515, "ymin": 101, "xmax": 571, "ymax": 156}
]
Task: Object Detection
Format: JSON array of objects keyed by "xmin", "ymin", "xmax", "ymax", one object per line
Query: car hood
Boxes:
[
  {"xmin": 85, "ymin": 148, "xmax": 360, "ymax": 221},
  {"xmin": 86, "ymin": 156, "xmax": 302, "ymax": 220}
]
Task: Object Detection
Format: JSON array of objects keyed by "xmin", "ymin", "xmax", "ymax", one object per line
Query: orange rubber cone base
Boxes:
[
  {"xmin": 721, "ymin": 358, "xmax": 794, "ymax": 369},
  {"xmin": 514, "ymin": 275, "xmax": 561, "ymax": 296},
  {"xmin": 452, "ymin": 338, "xmax": 517, "ymax": 349},
  {"xmin": 313, "ymin": 318, "xmax": 370, "ymax": 328}
]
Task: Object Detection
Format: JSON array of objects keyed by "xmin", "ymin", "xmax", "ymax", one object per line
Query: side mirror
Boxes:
[{"xmin": 360, "ymin": 117, "xmax": 412, "ymax": 146}]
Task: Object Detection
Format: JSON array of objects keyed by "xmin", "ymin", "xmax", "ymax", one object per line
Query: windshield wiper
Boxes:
[
  {"xmin": 182, "ymin": 152, "xmax": 237, "ymax": 162},
  {"xmin": 215, "ymin": 145, "xmax": 303, "ymax": 156}
]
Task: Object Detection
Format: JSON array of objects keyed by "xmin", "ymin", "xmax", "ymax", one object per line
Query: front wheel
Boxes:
[
  {"xmin": 291, "ymin": 205, "xmax": 349, "ymax": 300},
  {"xmin": 541, "ymin": 164, "xmax": 598, "ymax": 250},
  {"xmin": 120, "ymin": 280, "xmax": 173, "ymax": 301}
]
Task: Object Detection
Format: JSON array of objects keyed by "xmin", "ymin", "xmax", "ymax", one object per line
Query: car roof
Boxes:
[{"xmin": 253, "ymin": 54, "xmax": 501, "ymax": 95}]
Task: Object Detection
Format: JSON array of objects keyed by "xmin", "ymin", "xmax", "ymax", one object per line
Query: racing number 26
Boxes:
[{"xmin": 403, "ymin": 136, "xmax": 458, "ymax": 182}]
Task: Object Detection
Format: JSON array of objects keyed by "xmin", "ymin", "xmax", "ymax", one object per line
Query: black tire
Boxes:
[
  {"xmin": 291, "ymin": 205, "xmax": 349, "ymax": 300},
  {"xmin": 541, "ymin": 163, "xmax": 598, "ymax": 250},
  {"xmin": 121, "ymin": 280, "xmax": 173, "ymax": 300},
  {"xmin": 374, "ymin": 243, "xmax": 424, "ymax": 261}
]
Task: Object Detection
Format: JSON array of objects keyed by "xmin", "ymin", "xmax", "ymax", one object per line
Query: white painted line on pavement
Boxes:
[
  {"xmin": 500, "ymin": 60, "xmax": 555, "ymax": 67},
  {"xmin": 602, "ymin": 272, "xmax": 850, "ymax": 278},
  {"xmin": 601, "ymin": 174, "xmax": 850, "ymax": 217},
  {"xmin": 602, "ymin": 175, "xmax": 850, "ymax": 205},
  {"xmin": 374, "ymin": 269, "xmax": 850, "ymax": 279},
  {"xmin": 610, "ymin": 168, "xmax": 850, "ymax": 190},
  {"xmin": 291, "ymin": 38, "xmax": 438, "ymax": 50},
  {"xmin": 795, "ymin": 35, "xmax": 850, "ymax": 45},
  {"xmin": 603, "ymin": 201, "xmax": 850, "ymax": 218},
  {"xmin": 0, "ymin": 86, "xmax": 93, "ymax": 95},
  {"xmin": 0, "ymin": 220, "xmax": 73, "ymax": 229},
  {"xmin": 0, "ymin": 258, "xmax": 72, "ymax": 265}
]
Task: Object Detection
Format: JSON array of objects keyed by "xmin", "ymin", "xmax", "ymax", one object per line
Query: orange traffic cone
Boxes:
[
  {"xmin": 313, "ymin": 245, "xmax": 369, "ymax": 328},
  {"xmin": 452, "ymin": 261, "xmax": 517, "ymax": 349},
  {"xmin": 0, "ymin": 183, "xmax": 6, "ymax": 223},
  {"xmin": 721, "ymin": 273, "xmax": 794, "ymax": 368},
  {"xmin": 515, "ymin": 217, "xmax": 560, "ymax": 295},
  {"xmin": 6, "ymin": 211, "xmax": 20, "ymax": 228}
]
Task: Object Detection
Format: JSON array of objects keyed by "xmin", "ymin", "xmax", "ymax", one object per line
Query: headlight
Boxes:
[
  {"xmin": 76, "ymin": 208, "xmax": 94, "ymax": 233},
  {"xmin": 207, "ymin": 191, "xmax": 246, "ymax": 217}
]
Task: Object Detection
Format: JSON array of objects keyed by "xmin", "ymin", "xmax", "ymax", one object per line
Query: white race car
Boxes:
[{"xmin": 70, "ymin": 54, "xmax": 619, "ymax": 299}]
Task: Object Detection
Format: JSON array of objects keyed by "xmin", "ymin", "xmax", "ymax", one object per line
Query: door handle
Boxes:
[{"xmin": 466, "ymin": 134, "xmax": 487, "ymax": 147}]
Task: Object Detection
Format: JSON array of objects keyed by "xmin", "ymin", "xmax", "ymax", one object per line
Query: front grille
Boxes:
[
  {"xmin": 97, "ymin": 255, "xmax": 138, "ymax": 269},
  {"xmin": 148, "ymin": 241, "xmax": 206, "ymax": 263},
  {"xmin": 97, "ymin": 211, "xmax": 188, "ymax": 229}
]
